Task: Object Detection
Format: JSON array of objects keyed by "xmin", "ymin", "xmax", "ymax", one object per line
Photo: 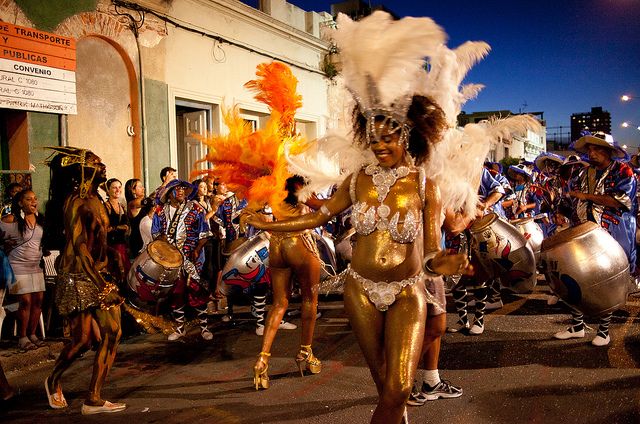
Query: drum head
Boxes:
[
  {"xmin": 470, "ymin": 213, "xmax": 498, "ymax": 233},
  {"xmin": 541, "ymin": 221, "xmax": 600, "ymax": 251},
  {"xmin": 147, "ymin": 240, "xmax": 183, "ymax": 268},
  {"xmin": 511, "ymin": 217, "xmax": 533, "ymax": 226}
]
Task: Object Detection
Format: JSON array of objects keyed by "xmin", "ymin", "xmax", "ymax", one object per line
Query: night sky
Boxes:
[{"xmin": 244, "ymin": 0, "xmax": 640, "ymax": 148}]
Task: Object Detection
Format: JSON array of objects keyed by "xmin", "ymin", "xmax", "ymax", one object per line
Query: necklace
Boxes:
[{"xmin": 365, "ymin": 164, "xmax": 410, "ymax": 203}]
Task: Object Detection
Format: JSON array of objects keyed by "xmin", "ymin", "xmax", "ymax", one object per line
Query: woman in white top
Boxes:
[{"xmin": 0, "ymin": 189, "xmax": 46, "ymax": 351}]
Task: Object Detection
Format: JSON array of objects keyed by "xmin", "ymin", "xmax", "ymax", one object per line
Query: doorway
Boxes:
[{"xmin": 175, "ymin": 100, "xmax": 216, "ymax": 182}]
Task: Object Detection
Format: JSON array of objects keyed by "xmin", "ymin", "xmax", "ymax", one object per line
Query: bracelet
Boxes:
[
  {"xmin": 319, "ymin": 204, "xmax": 331, "ymax": 216},
  {"xmin": 97, "ymin": 283, "xmax": 117, "ymax": 306},
  {"xmin": 422, "ymin": 251, "xmax": 440, "ymax": 277}
]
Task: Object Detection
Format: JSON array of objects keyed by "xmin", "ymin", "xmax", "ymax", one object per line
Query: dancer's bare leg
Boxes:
[{"xmin": 86, "ymin": 306, "xmax": 122, "ymax": 406}]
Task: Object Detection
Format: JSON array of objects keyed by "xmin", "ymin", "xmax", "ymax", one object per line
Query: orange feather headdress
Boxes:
[{"xmin": 196, "ymin": 62, "xmax": 303, "ymax": 219}]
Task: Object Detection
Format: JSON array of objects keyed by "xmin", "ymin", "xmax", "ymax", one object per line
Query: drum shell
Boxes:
[
  {"xmin": 470, "ymin": 213, "xmax": 537, "ymax": 293},
  {"xmin": 512, "ymin": 218, "xmax": 544, "ymax": 261},
  {"xmin": 127, "ymin": 240, "xmax": 183, "ymax": 311},
  {"xmin": 540, "ymin": 222, "xmax": 629, "ymax": 316},
  {"xmin": 220, "ymin": 232, "xmax": 270, "ymax": 295}
]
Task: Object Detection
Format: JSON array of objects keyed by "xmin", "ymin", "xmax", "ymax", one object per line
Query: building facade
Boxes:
[
  {"xmin": 0, "ymin": 0, "xmax": 334, "ymax": 205},
  {"xmin": 458, "ymin": 110, "xmax": 547, "ymax": 162}
]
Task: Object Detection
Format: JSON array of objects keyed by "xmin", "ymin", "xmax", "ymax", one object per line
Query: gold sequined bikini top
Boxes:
[{"xmin": 349, "ymin": 165, "xmax": 425, "ymax": 244}]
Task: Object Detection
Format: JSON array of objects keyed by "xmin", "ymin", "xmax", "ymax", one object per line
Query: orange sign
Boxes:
[
  {"xmin": 0, "ymin": 22, "xmax": 76, "ymax": 71},
  {"xmin": 0, "ymin": 23, "xmax": 76, "ymax": 114}
]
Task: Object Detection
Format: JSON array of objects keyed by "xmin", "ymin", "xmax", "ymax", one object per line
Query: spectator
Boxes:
[
  {"xmin": 1, "ymin": 183, "xmax": 22, "ymax": 218},
  {"xmin": 104, "ymin": 178, "xmax": 130, "ymax": 283},
  {"xmin": 124, "ymin": 178, "xmax": 145, "ymax": 219},
  {"xmin": 130, "ymin": 196, "xmax": 154, "ymax": 256},
  {"xmin": 152, "ymin": 167, "xmax": 177, "ymax": 204},
  {"xmin": 0, "ymin": 189, "xmax": 46, "ymax": 350}
]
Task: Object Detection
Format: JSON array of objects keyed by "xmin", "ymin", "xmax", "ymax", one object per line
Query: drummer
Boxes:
[
  {"xmin": 554, "ymin": 132, "xmax": 637, "ymax": 347},
  {"xmin": 152, "ymin": 179, "xmax": 213, "ymax": 341},
  {"xmin": 502, "ymin": 164, "xmax": 538, "ymax": 220},
  {"xmin": 534, "ymin": 152, "xmax": 565, "ymax": 237},
  {"xmin": 449, "ymin": 167, "xmax": 505, "ymax": 335}
]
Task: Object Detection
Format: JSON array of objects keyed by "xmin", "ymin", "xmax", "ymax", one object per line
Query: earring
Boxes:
[{"xmin": 20, "ymin": 209, "xmax": 25, "ymax": 219}]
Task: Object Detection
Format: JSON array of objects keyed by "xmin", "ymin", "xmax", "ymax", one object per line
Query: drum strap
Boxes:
[
  {"xmin": 585, "ymin": 167, "xmax": 596, "ymax": 221},
  {"xmin": 167, "ymin": 202, "xmax": 187, "ymax": 245},
  {"xmin": 587, "ymin": 167, "xmax": 597, "ymax": 195}
]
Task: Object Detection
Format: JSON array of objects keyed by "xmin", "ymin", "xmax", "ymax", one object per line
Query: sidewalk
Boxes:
[{"xmin": 0, "ymin": 339, "xmax": 64, "ymax": 376}]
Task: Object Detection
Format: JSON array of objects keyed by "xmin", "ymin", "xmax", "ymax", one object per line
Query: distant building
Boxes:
[
  {"xmin": 330, "ymin": 0, "xmax": 399, "ymax": 20},
  {"xmin": 571, "ymin": 106, "xmax": 611, "ymax": 142},
  {"xmin": 458, "ymin": 110, "xmax": 547, "ymax": 162}
]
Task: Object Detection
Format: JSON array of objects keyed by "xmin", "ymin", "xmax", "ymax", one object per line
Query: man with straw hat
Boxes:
[
  {"xmin": 152, "ymin": 179, "xmax": 213, "ymax": 341},
  {"xmin": 554, "ymin": 132, "xmax": 637, "ymax": 346}
]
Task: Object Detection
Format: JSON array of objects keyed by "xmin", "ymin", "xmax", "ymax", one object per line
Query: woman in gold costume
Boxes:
[
  {"xmin": 252, "ymin": 175, "xmax": 322, "ymax": 390},
  {"xmin": 43, "ymin": 147, "xmax": 126, "ymax": 415},
  {"xmin": 246, "ymin": 93, "xmax": 472, "ymax": 422}
]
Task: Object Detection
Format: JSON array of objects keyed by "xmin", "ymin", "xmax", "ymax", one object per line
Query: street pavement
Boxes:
[{"xmin": 1, "ymin": 282, "xmax": 640, "ymax": 424}]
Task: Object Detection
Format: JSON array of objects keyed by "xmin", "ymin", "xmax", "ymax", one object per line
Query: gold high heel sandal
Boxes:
[
  {"xmin": 253, "ymin": 351, "xmax": 270, "ymax": 390},
  {"xmin": 295, "ymin": 345, "xmax": 321, "ymax": 376}
]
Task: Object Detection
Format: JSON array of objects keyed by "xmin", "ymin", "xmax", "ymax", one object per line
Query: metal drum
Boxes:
[
  {"xmin": 511, "ymin": 217, "xmax": 544, "ymax": 262},
  {"xmin": 469, "ymin": 213, "xmax": 537, "ymax": 293},
  {"xmin": 219, "ymin": 232, "xmax": 270, "ymax": 295},
  {"xmin": 539, "ymin": 221, "xmax": 629, "ymax": 316},
  {"xmin": 127, "ymin": 240, "xmax": 183, "ymax": 311}
]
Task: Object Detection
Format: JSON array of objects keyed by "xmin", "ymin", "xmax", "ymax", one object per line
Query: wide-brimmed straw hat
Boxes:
[
  {"xmin": 560, "ymin": 154, "xmax": 589, "ymax": 168},
  {"xmin": 507, "ymin": 164, "xmax": 533, "ymax": 181},
  {"xmin": 159, "ymin": 179, "xmax": 195, "ymax": 204},
  {"xmin": 573, "ymin": 132, "xmax": 626, "ymax": 159},
  {"xmin": 534, "ymin": 152, "xmax": 565, "ymax": 172}
]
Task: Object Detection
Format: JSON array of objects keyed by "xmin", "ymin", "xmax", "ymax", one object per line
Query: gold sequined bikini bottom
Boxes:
[{"xmin": 55, "ymin": 272, "xmax": 100, "ymax": 316}]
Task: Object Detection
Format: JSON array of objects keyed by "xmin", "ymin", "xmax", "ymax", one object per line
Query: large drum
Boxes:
[
  {"xmin": 127, "ymin": 240, "xmax": 183, "ymax": 311},
  {"xmin": 469, "ymin": 213, "xmax": 537, "ymax": 293},
  {"xmin": 511, "ymin": 217, "xmax": 544, "ymax": 262},
  {"xmin": 539, "ymin": 221, "xmax": 629, "ymax": 316},
  {"xmin": 219, "ymin": 232, "xmax": 270, "ymax": 295}
]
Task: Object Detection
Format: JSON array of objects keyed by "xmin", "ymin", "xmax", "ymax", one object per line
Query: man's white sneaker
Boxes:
[
  {"xmin": 485, "ymin": 299, "xmax": 503, "ymax": 310},
  {"xmin": 446, "ymin": 323, "xmax": 470, "ymax": 333},
  {"xmin": 591, "ymin": 334, "xmax": 610, "ymax": 346},
  {"xmin": 168, "ymin": 327, "xmax": 185, "ymax": 341},
  {"xmin": 278, "ymin": 320, "xmax": 297, "ymax": 330},
  {"xmin": 553, "ymin": 327, "xmax": 585, "ymax": 340},
  {"xmin": 201, "ymin": 328, "xmax": 214, "ymax": 341},
  {"xmin": 469, "ymin": 322, "xmax": 484, "ymax": 335}
]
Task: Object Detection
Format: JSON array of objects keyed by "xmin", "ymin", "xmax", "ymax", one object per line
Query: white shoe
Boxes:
[
  {"xmin": 591, "ymin": 334, "xmax": 610, "ymax": 346},
  {"xmin": 485, "ymin": 299, "xmax": 503, "ymax": 310},
  {"xmin": 469, "ymin": 322, "xmax": 484, "ymax": 335},
  {"xmin": 255, "ymin": 325, "xmax": 264, "ymax": 336},
  {"xmin": 81, "ymin": 401, "xmax": 126, "ymax": 415},
  {"xmin": 168, "ymin": 328, "xmax": 185, "ymax": 341},
  {"xmin": 446, "ymin": 323, "xmax": 470, "ymax": 333},
  {"xmin": 201, "ymin": 328, "xmax": 213, "ymax": 341},
  {"xmin": 553, "ymin": 327, "xmax": 585, "ymax": 340},
  {"xmin": 278, "ymin": 320, "xmax": 297, "ymax": 330}
]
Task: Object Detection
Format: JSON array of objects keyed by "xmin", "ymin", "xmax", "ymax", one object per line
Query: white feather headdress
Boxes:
[{"xmin": 330, "ymin": 11, "xmax": 446, "ymax": 124}]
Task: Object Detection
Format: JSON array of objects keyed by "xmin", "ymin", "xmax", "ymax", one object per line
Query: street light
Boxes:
[{"xmin": 621, "ymin": 95, "xmax": 631, "ymax": 102}]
